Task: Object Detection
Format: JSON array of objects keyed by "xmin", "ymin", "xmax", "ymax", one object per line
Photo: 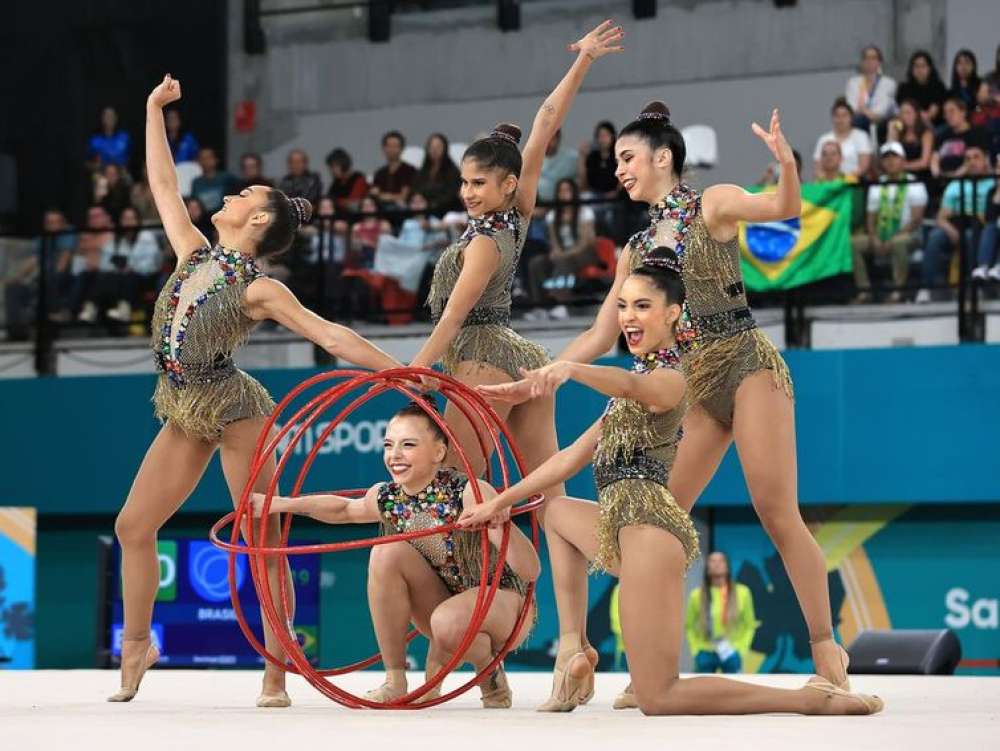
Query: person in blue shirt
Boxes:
[
  {"xmin": 87, "ymin": 106, "xmax": 131, "ymax": 167},
  {"xmin": 918, "ymin": 144, "xmax": 996, "ymax": 302},
  {"xmin": 165, "ymin": 109, "xmax": 199, "ymax": 163}
]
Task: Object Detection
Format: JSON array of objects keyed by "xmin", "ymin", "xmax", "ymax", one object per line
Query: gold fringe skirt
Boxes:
[
  {"xmin": 442, "ymin": 324, "xmax": 549, "ymax": 380},
  {"xmin": 683, "ymin": 328, "xmax": 793, "ymax": 428},
  {"xmin": 152, "ymin": 369, "xmax": 275, "ymax": 443},
  {"xmin": 593, "ymin": 478, "xmax": 700, "ymax": 574}
]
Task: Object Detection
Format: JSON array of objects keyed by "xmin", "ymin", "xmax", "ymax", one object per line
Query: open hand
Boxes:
[
  {"xmin": 569, "ymin": 19, "xmax": 625, "ymax": 60},
  {"xmin": 521, "ymin": 361, "xmax": 572, "ymax": 398},
  {"xmin": 476, "ymin": 379, "xmax": 534, "ymax": 405},
  {"xmin": 751, "ymin": 108, "xmax": 794, "ymax": 165},
  {"xmin": 457, "ymin": 499, "xmax": 502, "ymax": 530},
  {"xmin": 250, "ymin": 492, "xmax": 280, "ymax": 518},
  {"xmin": 148, "ymin": 74, "xmax": 182, "ymax": 109}
]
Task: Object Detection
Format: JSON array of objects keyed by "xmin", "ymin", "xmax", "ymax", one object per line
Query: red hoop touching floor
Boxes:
[{"xmin": 209, "ymin": 367, "xmax": 543, "ymax": 709}]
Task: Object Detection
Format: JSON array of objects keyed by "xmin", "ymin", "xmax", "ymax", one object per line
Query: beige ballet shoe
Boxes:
[
  {"xmin": 107, "ymin": 637, "xmax": 159, "ymax": 702},
  {"xmin": 365, "ymin": 682, "xmax": 408, "ymax": 703},
  {"xmin": 480, "ymin": 665, "xmax": 513, "ymax": 709},
  {"xmin": 536, "ymin": 652, "xmax": 592, "ymax": 712},
  {"xmin": 256, "ymin": 690, "xmax": 292, "ymax": 708},
  {"xmin": 578, "ymin": 646, "xmax": 599, "ymax": 705},
  {"xmin": 804, "ymin": 680, "xmax": 884, "ymax": 715},
  {"xmin": 808, "ymin": 637, "xmax": 851, "ymax": 692},
  {"xmin": 612, "ymin": 681, "xmax": 639, "ymax": 710}
]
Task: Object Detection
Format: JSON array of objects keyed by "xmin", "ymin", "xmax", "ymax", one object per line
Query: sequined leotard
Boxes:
[
  {"xmin": 150, "ymin": 245, "xmax": 275, "ymax": 441},
  {"xmin": 427, "ymin": 207, "xmax": 548, "ymax": 378},
  {"xmin": 627, "ymin": 184, "xmax": 793, "ymax": 427},
  {"xmin": 591, "ymin": 347, "xmax": 699, "ymax": 572},
  {"xmin": 378, "ymin": 468, "xmax": 528, "ymax": 596}
]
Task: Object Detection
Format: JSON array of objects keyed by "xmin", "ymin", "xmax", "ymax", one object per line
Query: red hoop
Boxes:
[{"xmin": 210, "ymin": 367, "xmax": 542, "ymax": 708}]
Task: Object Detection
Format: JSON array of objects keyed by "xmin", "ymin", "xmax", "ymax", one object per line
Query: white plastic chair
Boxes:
[
  {"xmin": 401, "ymin": 146, "xmax": 425, "ymax": 169},
  {"xmin": 681, "ymin": 125, "xmax": 718, "ymax": 169},
  {"xmin": 174, "ymin": 161, "xmax": 203, "ymax": 196},
  {"xmin": 449, "ymin": 142, "xmax": 469, "ymax": 165}
]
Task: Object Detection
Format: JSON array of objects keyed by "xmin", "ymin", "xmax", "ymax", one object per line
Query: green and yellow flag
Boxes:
[{"xmin": 739, "ymin": 180, "xmax": 854, "ymax": 291}]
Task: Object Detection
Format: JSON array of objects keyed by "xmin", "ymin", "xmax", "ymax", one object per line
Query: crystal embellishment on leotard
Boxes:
[
  {"xmin": 155, "ymin": 246, "xmax": 263, "ymax": 387},
  {"xmin": 594, "ymin": 450, "xmax": 670, "ymax": 490},
  {"xmin": 631, "ymin": 345, "xmax": 683, "ymax": 374},
  {"xmin": 632, "ymin": 183, "xmax": 701, "ymax": 348},
  {"xmin": 459, "ymin": 206, "xmax": 522, "ymax": 247},
  {"xmin": 380, "ymin": 470, "xmax": 463, "ymax": 582}
]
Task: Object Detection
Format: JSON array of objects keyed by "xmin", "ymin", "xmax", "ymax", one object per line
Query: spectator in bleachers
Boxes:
[
  {"xmin": 986, "ymin": 45, "xmax": 1000, "ymax": 100},
  {"xmin": 524, "ymin": 178, "xmax": 597, "ymax": 321},
  {"xmin": 96, "ymin": 163, "xmax": 132, "ymax": 221},
  {"xmin": 896, "ymin": 51, "xmax": 948, "ymax": 127},
  {"xmin": 235, "ymin": 152, "xmax": 273, "ymax": 192},
  {"xmin": 971, "ymin": 80, "xmax": 1000, "ymax": 129},
  {"xmin": 578, "ymin": 121, "xmax": 618, "ymax": 197},
  {"xmin": 536, "ymin": 128, "xmax": 578, "ymax": 203},
  {"xmin": 887, "ymin": 99, "xmax": 933, "ymax": 180},
  {"xmin": 396, "ymin": 191, "xmax": 448, "ymax": 253},
  {"xmin": 851, "ymin": 143, "xmax": 927, "ymax": 303},
  {"xmin": 278, "ymin": 148, "xmax": 323, "ymax": 207},
  {"xmin": 190, "ymin": 147, "xmax": 237, "ymax": 214},
  {"xmin": 813, "ymin": 98, "xmax": 872, "ymax": 179},
  {"xmin": 918, "ymin": 144, "xmax": 995, "ymax": 302},
  {"xmin": 351, "ymin": 195, "xmax": 392, "ymax": 269},
  {"xmin": 931, "ymin": 96, "xmax": 988, "ymax": 178},
  {"xmin": 3, "ymin": 209, "xmax": 75, "ymax": 338},
  {"xmin": 411, "ymin": 133, "xmax": 461, "ymax": 216},
  {"xmin": 164, "ymin": 109, "xmax": 199, "ymax": 163},
  {"xmin": 87, "ymin": 106, "xmax": 131, "ymax": 168},
  {"xmin": 845, "ymin": 45, "xmax": 897, "ymax": 135},
  {"xmin": 183, "ymin": 196, "xmax": 214, "ymax": 241},
  {"xmin": 757, "ymin": 149, "xmax": 803, "ymax": 187},
  {"xmin": 949, "ymin": 49, "xmax": 981, "ymax": 110},
  {"xmin": 814, "ymin": 140, "xmax": 846, "ymax": 182},
  {"xmin": 306, "ymin": 197, "xmax": 348, "ymax": 267},
  {"xmin": 129, "ymin": 164, "xmax": 160, "ymax": 224},
  {"xmin": 971, "ymin": 158, "xmax": 1000, "ymax": 281},
  {"xmin": 371, "ymin": 131, "xmax": 416, "ymax": 208},
  {"xmin": 102, "ymin": 206, "xmax": 163, "ymax": 323},
  {"xmin": 73, "ymin": 206, "xmax": 116, "ymax": 322},
  {"xmin": 324, "ymin": 148, "xmax": 368, "ymax": 213}
]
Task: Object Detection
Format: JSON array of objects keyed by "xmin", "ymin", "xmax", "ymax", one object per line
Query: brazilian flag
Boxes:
[{"xmin": 739, "ymin": 180, "xmax": 854, "ymax": 291}]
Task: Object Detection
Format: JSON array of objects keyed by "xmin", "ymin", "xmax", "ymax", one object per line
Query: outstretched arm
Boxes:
[
  {"xmin": 520, "ymin": 360, "xmax": 685, "ymax": 413},
  {"xmin": 463, "ymin": 481, "xmax": 541, "ymax": 582},
  {"xmin": 145, "ymin": 75, "xmax": 209, "ymax": 263},
  {"xmin": 703, "ymin": 109, "xmax": 801, "ymax": 240},
  {"xmin": 456, "ymin": 421, "xmax": 601, "ymax": 528},
  {"xmin": 516, "ymin": 20, "xmax": 624, "ymax": 217},
  {"xmin": 251, "ymin": 485, "xmax": 381, "ymax": 525},
  {"xmin": 244, "ymin": 277, "xmax": 402, "ymax": 371}
]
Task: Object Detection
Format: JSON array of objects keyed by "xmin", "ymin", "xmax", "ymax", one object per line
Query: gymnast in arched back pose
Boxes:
[
  {"xmin": 459, "ymin": 249, "xmax": 881, "ymax": 716},
  {"xmin": 253, "ymin": 400, "xmax": 539, "ymax": 707},
  {"xmin": 110, "ymin": 75, "xmax": 402, "ymax": 707}
]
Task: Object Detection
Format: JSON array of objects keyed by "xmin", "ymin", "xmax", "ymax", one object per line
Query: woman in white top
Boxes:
[
  {"xmin": 100, "ymin": 205, "xmax": 164, "ymax": 322},
  {"xmin": 845, "ymin": 45, "xmax": 897, "ymax": 135},
  {"xmin": 526, "ymin": 177, "xmax": 597, "ymax": 320},
  {"xmin": 812, "ymin": 97, "xmax": 873, "ymax": 179}
]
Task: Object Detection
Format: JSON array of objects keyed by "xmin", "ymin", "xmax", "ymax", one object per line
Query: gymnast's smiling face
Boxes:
[
  {"xmin": 460, "ymin": 159, "xmax": 517, "ymax": 218},
  {"xmin": 383, "ymin": 414, "xmax": 448, "ymax": 490},
  {"xmin": 617, "ymin": 274, "xmax": 680, "ymax": 355}
]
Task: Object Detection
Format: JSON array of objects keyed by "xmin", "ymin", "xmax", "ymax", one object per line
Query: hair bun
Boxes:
[
  {"xmin": 490, "ymin": 122, "xmax": 522, "ymax": 146},
  {"xmin": 642, "ymin": 246, "xmax": 682, "ymax": 274},
  {"xmin": 289, "ymin": 197, "xmax": 313, "ymax": 229},
  {"xmin": 639, "ymin": 100, "xmax": 671, "ymax": 122}
]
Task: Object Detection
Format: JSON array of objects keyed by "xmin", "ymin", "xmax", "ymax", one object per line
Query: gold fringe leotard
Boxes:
[
  {"xmin": 627, "ymin": 184, "xmax": 793, "ymax": 428},
  {"xmin": 591, "ymin": 347, "xmax": 699, "ymax": 572},
  {"xmin": 150, "ymin": 245, "xmax": 275, "ymax": 442},
  {"xmin": 378, "ymin": 468, "xmax": 529, "ymax": 597},
  {"xmin": 427, "ymin": 207, "xmax": 548, "ymax": 378}
]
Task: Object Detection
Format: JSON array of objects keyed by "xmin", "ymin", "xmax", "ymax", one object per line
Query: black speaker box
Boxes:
[
  {"xmin": 633, "ymin": 0, "xmax": 657, "ymax": 19},
  {"xmin": 847, "ymin": 629, "xmax": 961, "ymax": 675},
  {"xmin": 498, "ymin": 0, "xmax": 520, "ymax": 32},
  {"xmin": 369, "ymin": 1, "xmax": 391, "ymax": 43}
]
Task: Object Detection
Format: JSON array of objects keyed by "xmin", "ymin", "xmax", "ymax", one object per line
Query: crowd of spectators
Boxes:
[
  {"xmin": 5, "ymin": 43, "xmax": 1000, "ymax": 342},
  {"xmin": 802, "ymin": 44, "xmax": 1000, "ymax": 303}
]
